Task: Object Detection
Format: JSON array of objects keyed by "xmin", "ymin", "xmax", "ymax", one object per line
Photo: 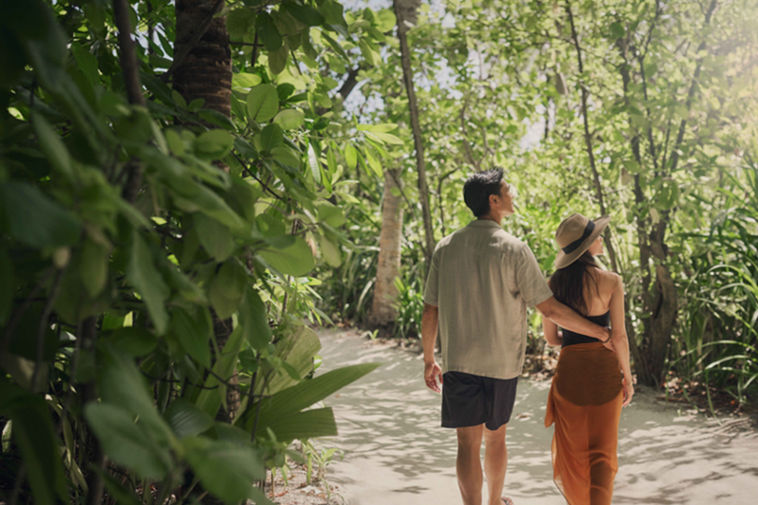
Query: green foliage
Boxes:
[{"xmin": 0, "ymin": 0, "xmax": 386, "ymax": 503}]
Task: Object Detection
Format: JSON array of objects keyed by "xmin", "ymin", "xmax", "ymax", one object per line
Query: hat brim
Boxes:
[{"xmin": 553, "ymin": 216, "xmax": 610, "ymax": 270}]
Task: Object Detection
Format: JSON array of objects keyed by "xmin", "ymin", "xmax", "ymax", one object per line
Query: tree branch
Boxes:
[{"xmin": 565, "ymin": 0, "xmax": 619, "ymax": 272}]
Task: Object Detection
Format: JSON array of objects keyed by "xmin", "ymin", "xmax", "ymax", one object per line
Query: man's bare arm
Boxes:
[
  {"xmin": 536, "ymin": 296, "xmax": 610, "ymax": 342},
  {"xmin": 421, "ymin": 303, "xmax": 442, "ymax": 392}
]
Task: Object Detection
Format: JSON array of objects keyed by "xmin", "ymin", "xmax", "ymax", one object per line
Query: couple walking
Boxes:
[{"xmin": 421, "ymin": 169, "xmax": 634, "ymax": 505}]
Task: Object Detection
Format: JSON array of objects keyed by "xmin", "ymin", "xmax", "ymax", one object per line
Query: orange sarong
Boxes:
[{"xmin": 545, "ymin": 342, "xmax": 623, "ymax": 505}]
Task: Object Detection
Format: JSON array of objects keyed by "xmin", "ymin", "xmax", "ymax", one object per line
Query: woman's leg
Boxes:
[{"xmin": 587, "ymin": 393, "xmax": 623, "ymax": 505}]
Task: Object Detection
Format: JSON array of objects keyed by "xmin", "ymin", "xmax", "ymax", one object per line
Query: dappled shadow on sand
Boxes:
[{"xmin": 317, "ymin": 330, "xmax": 758, "ymax": 505}]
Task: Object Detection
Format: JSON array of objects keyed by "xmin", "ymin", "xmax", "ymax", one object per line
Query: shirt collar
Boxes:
[{"xmin": 467, "ymin": 219, "xmax": 502, "ymax": 229}]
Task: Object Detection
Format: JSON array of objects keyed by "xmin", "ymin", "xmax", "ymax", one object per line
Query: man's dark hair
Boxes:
[{"xmin": 463, "ymin": 168, "xmax": 504, "ymax": 217}]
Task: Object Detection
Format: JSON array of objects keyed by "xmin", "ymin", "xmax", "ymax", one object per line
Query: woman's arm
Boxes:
[
  {"xmin": 609, "ymin": 274, "xmax": 634, "ymax": 406},
  {"xmin": 542, "ymin": 315, "xmax": 562, "ymax": 346}
]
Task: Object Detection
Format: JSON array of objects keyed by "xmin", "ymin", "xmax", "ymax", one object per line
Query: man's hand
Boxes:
[
  {"xmin": 424, "ymin": 360, "xmax": 443, "ymax": 393},
  {"xmin": 622, "ymin": 375, "xmax": 634, "ymax": 407}
]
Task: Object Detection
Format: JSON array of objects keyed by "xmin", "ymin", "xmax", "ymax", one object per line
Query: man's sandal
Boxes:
[{"xmin": 500, "ymin": 498, "xmax": 515, "ymax": 505}]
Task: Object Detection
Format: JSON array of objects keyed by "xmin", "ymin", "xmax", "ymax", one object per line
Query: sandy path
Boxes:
[{"xmin": 317, "ymin": 329, "xmax": 758, "ymax": 505}]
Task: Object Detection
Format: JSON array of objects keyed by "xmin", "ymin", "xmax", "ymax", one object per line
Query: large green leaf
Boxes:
[
  {"xmin": 105, "ymin": 327, "xmax": 157, "ymax": 358},
  {"xmin": 195, "ymin": 129, "xmax": 234, "ymax": 159},
  {"xmin": 0, "ymin": 380, "xmax": 68, "ymax": 505},
  {"xmin": 32, "ymin": 113, "xmax": 73, "ymax": 179},
  {"xmin": 262, "ymin": 407, "xmax": 337, "ymax": 442},
  {"xmin": 258, "ymin": 235, "xmax": 315, "ymax": 276},
  {"xmin": 0, "ymin": 181, "xmax": 82, "ymax": 248},
  {"xmin": 165, "ymin": 399, "xmax": 214, "ymax": 439},
  {"xmin": 283, "ymin": 1, "xmax": 325, "ymax": 26},
  {"xmin": 208, "ymin": 260, "xmax": 246, "ymax": 319},
  {"xmin": 274, "ymin": 108, "xmax": 305, "ymax": 130},
  {"xmin": 249, "ymin": 363, "xmax": 379, "ymax": 433},
  {"xmin": 170, "ymin": 306, "xmax": 212, "ymax": 368},
  {"xmin": 98, "ymin": 351, "xmax": 176, "ymax": 445},
  {"xmin": 195, "ymin": 326, "xmax": 246, "ymax": 418},
  {"xmin": 246, "ymin": 83, "xmax": 279, "ymax": 123},
  {"xmin": 126, "ymin": 232, "xmax": 169, "ymax": 335},
  {"xmin": 183, "ymin": 437, "xmax": 265, "ymax": 504},
  {"xmin": 263, "ymin": 325, "xmax": 321, "ymax": 395},
  {"xmin": 255, "ymin": 12, "xmax": 282, "ymax": 51},
  {"xmin": 194, "ymin": 213, "xmax": 235, "ymax": 261},
  {"xmin": 240, "ymin": 286, "xmax": 271, "ymax": 351},
  {"xmin": 84, "ymin": 403, "xmax": 172, "ymax": 480}
]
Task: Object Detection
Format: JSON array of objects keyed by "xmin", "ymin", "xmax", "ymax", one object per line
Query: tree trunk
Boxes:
[
  {"xmin": 369, "ymin": 169, "xmax": 404, "ymax": 334},
  {"xmin": 393, "ymin": 0, "xmax": 435, "ymax": 272},
  {"xmin": 174, "ymin": 0, "xmax": 231, "ymax": 118},
  {"xmin": 173, "ymin": 0, "xmax": 238, "ymax": 423}
]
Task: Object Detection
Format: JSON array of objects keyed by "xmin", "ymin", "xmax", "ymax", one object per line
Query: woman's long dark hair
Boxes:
[{"xmin": 549, "ymin": 251, "xmax": 599, "ymax": 316}]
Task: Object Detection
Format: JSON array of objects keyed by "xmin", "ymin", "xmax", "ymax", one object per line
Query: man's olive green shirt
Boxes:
[{"xmin": 423, "ymin": 219, "xmax": 554, "ymax": 380}]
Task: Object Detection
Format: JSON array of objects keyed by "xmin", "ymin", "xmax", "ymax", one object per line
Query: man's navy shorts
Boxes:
[{"xmin": 441, "ymin": 371, "xmax": 518, "ymax": 430}]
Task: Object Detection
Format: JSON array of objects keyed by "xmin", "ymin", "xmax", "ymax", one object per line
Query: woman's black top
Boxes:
[{"xmin": 561, "ymin": 311, "xmax": 610, "ymax": 347}]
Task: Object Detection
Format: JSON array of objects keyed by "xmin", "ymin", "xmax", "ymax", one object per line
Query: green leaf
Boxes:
[
  {"xmin": 318, "ymin": 234, "xmax": 341, "ymax": 267},
  {"xmin": 32, "ymin": 114, "xmax": 73, "ymax": 179},
  {"xmin": 84, "ymin": 403, "xmax": 171, "ymax": 480},
  {"xmin": 252, "ymin": 363, "xmax": 380, "ymax": 433},
  {"xmin": 170, "ymin": 307, "xmax": 212, "ymax": 368},
  {"xmin": 374, "ymin": 8, "xmax": 396, "ymax": 32},
  {"xmin": 165, "ymin": 399, "xmax": 214, "ymax": 439},
  {"xmin": 232, "ymin": 72, "xmax": 262, "ymax": 89},
  {"xmin": 257, "ymin": 123, "xmax": 284, "ymax": 152},
  {"xmin": 344, "ymin": 143, "xmax": 357, "ymax": 169},
  {"xmin": 240, "ymin": 287, "xmax": 271, "ymax": 351},
  {"xmin": 208, "ymin": 260, "xmax": 247, "ymax": 320},
  {"xmin": 265, "ymin": 407, "xmax": 337, "ymax": 442},
  {"xmin": 283, "ymin": 1, "xmax": 325, "ymax": 26},
  {"xmin": 316, "ymin": 201, "xmax": 346, "ymax": 227},
  {"xmin": 307, "ymin": 143, "xmax": 320, "ymax": 183},
  {"xmin": 609, "ymin": 21, "xmax": 625, "ymax": 40},
  {"xmin": 256, "ymin": 12, "xmax": 282, "ymax": 51},
  {"xmin": 80, "ymin": 238, "xmax": 108, "ymax": 297},
  {"xmin": 195, "ymin": 213, "xmax": 235, "ymax": 261},
  {"xmin": 98, "ymin": 350, "xmax": 176, "ymax": 446},
  {"xmin": 364, "ymin": 131, "xmax": 404, "ymax": 145},
  {"xmin": 259, "ymin": 236, "xmax": 315, "ymax": 276},
  {"xmin": 0, "ymin": 248, "xmax": 13, "ymax": 324},
  {"xmin": 183, "ymin": 437, "xmax": 265, "ymax": 504},
  {"xmin": 268, "ymin": 43, "xmax": 289, "ymax": 75},
  {"xmin": 195, "ymin": 326, "xmax": 246, "ymax": 418},
  {"xmin": 106, "ymin": 327, "xmax": 157, "ymax": 358},
  {"xmin": 0, "ymin": 380, "xmax": 68, "ymax": 505},
  {"xmin": 271, "ymin": 145, "xmax": 301, "ymax": 168},
  {"xmin": 247, "ymin": 84, "xmax": 279, "ymax": 123},
  {"xmin": 126, "ymin": 232, "xmax": 169, "ymax": 335},
  {"xmin": 195, "ymin": 129, "xmax": 234, "ymax": 159},
  {"xmin": 0, "ymin": 181, "xmax": 82, "ymax": 249},
  {"xmin": 263, "ymin": 326, "xmax": 321, "ymax": 395},
  {"xmin": 274, "ymin": 108, "xmax": 305, "ymax": 130},
  {"xmin": 319, "ymin": 0, "xmax": 347, "ymax": 26}
]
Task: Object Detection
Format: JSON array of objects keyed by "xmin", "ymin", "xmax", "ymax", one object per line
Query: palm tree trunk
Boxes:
[
  {"xmin": 173, "ymin": 0, "xmax": 238, "ymax": 423},
  {"xmin": 369, "ymin": 169, "xmax": 404, "ymax": 334}
]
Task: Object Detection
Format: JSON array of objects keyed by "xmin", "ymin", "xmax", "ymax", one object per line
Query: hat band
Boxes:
[{"xmin": 562, "ymin": 220, "xmax": 595, "ymax": 254}]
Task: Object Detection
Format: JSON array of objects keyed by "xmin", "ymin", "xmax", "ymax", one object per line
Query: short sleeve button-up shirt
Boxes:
[{"xmin": 423, "ymin": 219, "xmax": 554, "ymax": 380}]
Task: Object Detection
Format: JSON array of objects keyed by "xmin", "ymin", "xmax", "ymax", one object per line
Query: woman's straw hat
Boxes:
[{"xmin": 553, "ymin": 213, "xmax": 610, "ymax": 269}]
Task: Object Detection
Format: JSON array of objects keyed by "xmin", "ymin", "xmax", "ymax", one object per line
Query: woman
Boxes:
[{"xmin": 543, "ymin": 213, "xmax": 634, "ymax": 505}]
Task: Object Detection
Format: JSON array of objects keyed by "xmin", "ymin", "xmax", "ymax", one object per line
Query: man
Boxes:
[{"xmin": 422, "ymin": 168, "xmax": 610, "ymax": 505}]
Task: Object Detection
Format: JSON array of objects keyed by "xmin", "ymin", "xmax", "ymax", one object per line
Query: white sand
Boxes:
[{"xmin": 317, "ymin": 330, "xmax": 758, "ymax": 505}]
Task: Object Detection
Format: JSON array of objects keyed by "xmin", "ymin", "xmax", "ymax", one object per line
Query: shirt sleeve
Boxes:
[
  {"xmin": 423, "ymin": 245, "xmax": 440, "ymax": 306},
  {"xmin": 515, "ymin": 243, "xmax": 554, "ymax": 307}
]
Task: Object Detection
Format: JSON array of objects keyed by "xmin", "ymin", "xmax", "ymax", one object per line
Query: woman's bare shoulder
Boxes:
[{"xmin": 594, "ymin": 269, "xmax": 623, "ymax": 292}]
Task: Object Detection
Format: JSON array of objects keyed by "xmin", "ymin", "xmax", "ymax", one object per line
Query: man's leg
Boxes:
[
  {"xmin": 483, "ymin": 424, "xmax": 507, "ymax": 505},
  {"xmin": 456, "ymin": 424, "xmax": 484, "ymax": 505}
]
